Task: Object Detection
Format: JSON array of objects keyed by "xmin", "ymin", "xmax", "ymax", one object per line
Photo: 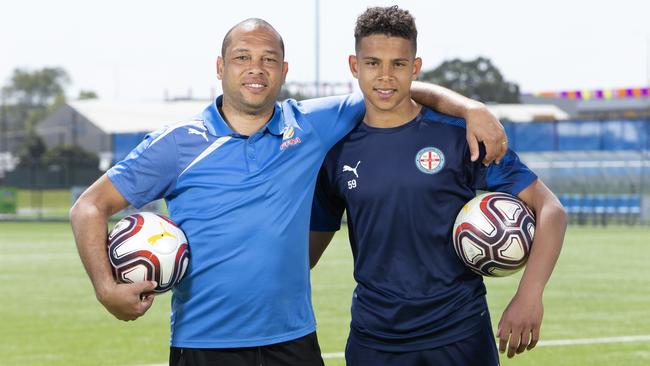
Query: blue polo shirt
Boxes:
[
  {"xmin": 107, "ymin": 94, "xmax": 364, "ymax": 348},
  {"xmin": 311, "ymin": 107, "xmax": 537, "ymax": 352}
]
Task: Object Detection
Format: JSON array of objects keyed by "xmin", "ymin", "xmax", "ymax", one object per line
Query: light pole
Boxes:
[
  {"xmin": 0, "ymin": 91, "xmax": 6, "ymax": 154},
  {"xmin": 646, "ymin": 35, "xmax": 650, "ymax": 87},
  {"xmin": 315, "ymin": 0, "xmax": 320, "ymax": 97}
]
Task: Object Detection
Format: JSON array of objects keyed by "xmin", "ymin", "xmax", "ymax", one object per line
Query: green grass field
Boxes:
[
  {"xmin": 15, "ymin": 189, "xmax": 72, "ymax": 219},
  {"xmin": 1, "ymin": 222, "xmax": 649, "ymax": 365}
]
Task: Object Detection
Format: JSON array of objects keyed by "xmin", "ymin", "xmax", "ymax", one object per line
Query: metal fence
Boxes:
[
  {"xmin": 1, "ymin": 119, "xmax": 649, "ymax": 224},
  {"xmin": 520, "ymin": 151, "xmax": 650, "ymax": 225}
]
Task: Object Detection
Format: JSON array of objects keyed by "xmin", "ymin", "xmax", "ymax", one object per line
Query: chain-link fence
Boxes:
[
  {"xmin": 0, "ymin": 157, "xmax": 102, "ymax": 220},
  {"xmin": 521, "ymin": 150, "xmax": 650, "ymax": 225}
]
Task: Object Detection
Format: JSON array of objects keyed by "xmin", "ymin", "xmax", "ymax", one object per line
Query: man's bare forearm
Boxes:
[
  {"xmin": 70, "ymin": 176, "xmax": 157, "ymax": 321},
  {"xmin": 411, "ymin": 81, "xmax": 484, "ymax": 118},
  {"xmin": 517, "ymin": 198, "xmax": 566, "ymax": 297},
  {"xmin": 70, "ymin": 199, "xmax": 117, "ymax": 299},
  {"xmin": 497, "ymin": 180, "xmax": 567, "ymax": 357},
  {"xmin": 516, "ymin": 180, "xmax": 567, "ymax": 296},
  {"xmin": 410, "ymin": 81, "xmax": 507, "ymax": 164},
  {"xmin": 70, "ymin": 175, "xmax": 130, "ymax": 300}
]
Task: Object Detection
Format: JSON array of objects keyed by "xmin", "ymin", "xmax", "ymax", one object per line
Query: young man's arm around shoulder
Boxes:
[{"xmin": 411, "ymin": 81, "xmax": 507, "ymax": 165}]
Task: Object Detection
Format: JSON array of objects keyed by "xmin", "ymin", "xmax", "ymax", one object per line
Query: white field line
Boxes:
[
  {"xmin": 139, "ymin": 334, "xmax": 650, "ymax": 365},
  {"xmin": 536, "ymin": 334, "xmax": 650, "ymax": 347},
  {"xmin": 322, "ymin": 352, "xmax": 344, "ymax": 359}
]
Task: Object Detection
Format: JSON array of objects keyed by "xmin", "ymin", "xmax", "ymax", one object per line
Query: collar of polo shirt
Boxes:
[{"xmin": 201, "ymin": 95, "xmax": 285, "ymax": 137}]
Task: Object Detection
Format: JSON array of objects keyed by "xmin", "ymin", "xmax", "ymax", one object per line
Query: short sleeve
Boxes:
[
  {"xmin": 310, "ymin": 163, "xmax": 346, "ymax": 232},
  {"xmin": 107, "ymin": 127, "xmax": 178, "ymax": 208},
  {"xmin": 470, "ymin": 149, "xmax": 538, "ymax": 196},
  {"xmin": 295, "ymin": 93, "xmax": 365, "ymax": 149}
]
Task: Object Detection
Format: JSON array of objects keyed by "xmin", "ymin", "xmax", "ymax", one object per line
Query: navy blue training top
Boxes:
[{"xmin": 310, "ymin": 106, "xmax": 537, "ymax": 351}]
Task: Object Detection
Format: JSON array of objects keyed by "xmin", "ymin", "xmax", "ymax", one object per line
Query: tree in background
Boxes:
[
  {"xmin": 16, "ymin": 131, "xmax": 47, "ymax": 164},
  {"xmin": 0, "ymin": 67, "xmax": 104, "ymax": 188},
  {"xmin": 2, "ymin": 67, "xmax": 70, "ymax": 108},
  {"xmin": 78, "ymin": 90, "xmax": 98, "ymax": 100},
  {"xmin": 419, "ymin": 57, "xmax": 520, "ymax": 103},
  {"xmin": 42, "ymin": 145, "xmax": 99, "ymax": 168},
  {"xmin": 0, "ymin": 67, "xmax": 70, "ymax": 154}
]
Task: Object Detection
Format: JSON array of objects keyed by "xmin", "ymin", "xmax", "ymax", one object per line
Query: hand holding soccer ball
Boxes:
[{"xmin": 95, "ymin": 280, "xmax": 158, "ymax": 321}]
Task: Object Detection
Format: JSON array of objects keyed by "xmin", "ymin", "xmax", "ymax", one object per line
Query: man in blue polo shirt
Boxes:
[
  {"xmin": 310, "ymin": 6, "xmax": 567, "ymax": 365},
  {"xmin": 70, "ymin": 18, "xmax": 509, "ymax": 366}
]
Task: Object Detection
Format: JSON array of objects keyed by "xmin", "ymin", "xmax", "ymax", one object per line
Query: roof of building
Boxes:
[
  {"xmin": 63, "ymin": 99, "xmax": 572, "ymax": 134},
  {"xmin": 576, "ymin": 98, "xmax": 650, "ymax": 112},
  {"xmin": 67, "ymin": 99, "xmax": 211, "ymax": 133},
  {"xmin": 487, "ymin": 103, "xmax": 570, "ymax": 122}
]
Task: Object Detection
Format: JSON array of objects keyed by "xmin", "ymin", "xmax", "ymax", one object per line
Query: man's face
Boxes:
[
  {"xmin": 217, "ymin": 25, "xmax": 288, "ymax": 115},
  {"xmin": 349, "ymin": 35, "xmax": 421, "ymax": 114}
]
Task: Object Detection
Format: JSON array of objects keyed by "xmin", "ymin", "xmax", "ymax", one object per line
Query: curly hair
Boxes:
[{"xmin": 354, "ymin": 6, "xmax": 417, "ymax": 54}]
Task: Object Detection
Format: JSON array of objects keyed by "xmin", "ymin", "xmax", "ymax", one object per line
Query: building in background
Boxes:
[
  {"xmin": 36, "ymin": 100, "xmax": 209, "ymax": 170},
  {"xmin": 35, "ymin": 97, "xmax": 569, "ymax": 172}
]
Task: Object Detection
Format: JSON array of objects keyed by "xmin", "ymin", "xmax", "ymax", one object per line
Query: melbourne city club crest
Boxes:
[{"xmin": 415, "ymin": 147, "xmax": 445, "ymax": 174}]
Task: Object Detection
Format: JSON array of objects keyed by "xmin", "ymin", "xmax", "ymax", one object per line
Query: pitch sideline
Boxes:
[{"xmin": 140, "ymin": 334, "xmax": 650, "ymax": 364}]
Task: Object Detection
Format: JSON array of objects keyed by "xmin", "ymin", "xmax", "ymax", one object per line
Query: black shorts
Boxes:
[{"xmin": 169, "ymin": 332, "xmax": 324, "ymax": 366}]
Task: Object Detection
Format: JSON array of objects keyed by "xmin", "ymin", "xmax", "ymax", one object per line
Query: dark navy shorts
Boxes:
[{"xmin": 345, "ymin": 314, "xmax": 500, "ymax": 366}]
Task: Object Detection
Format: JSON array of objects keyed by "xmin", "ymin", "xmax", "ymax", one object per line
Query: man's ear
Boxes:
[
  {"xmin": 217, "ymin": 56, "xmax": 224, "ymax": 80},
  {"xmin": 281, "ymin": 61, "xmax": 289, "ymax": 84},
  {"xmin": 349, "ymin": 55, "xmax": 359, "ymax": 79}
]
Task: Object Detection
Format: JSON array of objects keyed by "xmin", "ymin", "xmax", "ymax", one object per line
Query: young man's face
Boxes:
[
  {"xmin": 217, "ymin": 25, "xmax": 288, "ymax": 115},
  {"xmin": 349, "ymin": 34, "xmax": 421, "ymax": 115}
]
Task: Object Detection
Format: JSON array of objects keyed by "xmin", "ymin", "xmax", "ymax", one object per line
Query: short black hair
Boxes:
[
  {"xmin": 354, "ymin": 6, "xmax": 417, "ymax": 54},
  {"xmin": 221, "ymin": 18, "xmax": 285, "ymax": 59}
]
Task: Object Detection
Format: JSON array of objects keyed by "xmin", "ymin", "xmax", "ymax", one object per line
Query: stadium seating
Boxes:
[{"xmin": 557, "ymin": 193, "xmax": 642, "ymax": 226}]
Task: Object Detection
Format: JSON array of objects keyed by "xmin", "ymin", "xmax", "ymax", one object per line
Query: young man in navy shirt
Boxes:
[
  {"xmin": 71, "ymin": 17, "xmax": 512, "ymax": 366},
  {"xmin": 310, "ymin": 6, "xmax": 567, "ymax": 365}
]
